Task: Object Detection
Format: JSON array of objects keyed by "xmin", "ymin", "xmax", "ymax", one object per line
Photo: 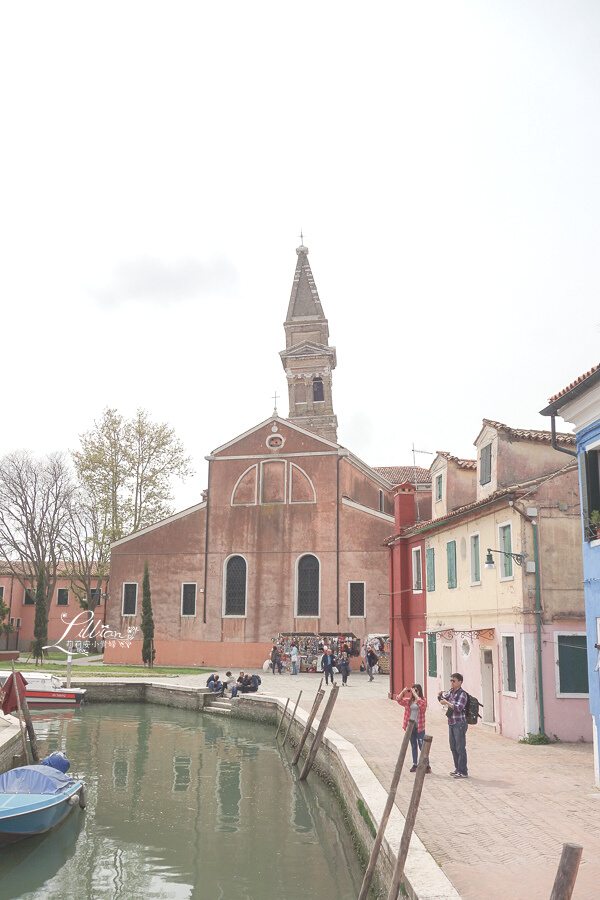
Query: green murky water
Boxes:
[{"xmin": 0, "ymin": 703, "xmax": 365, "ymax": 899}]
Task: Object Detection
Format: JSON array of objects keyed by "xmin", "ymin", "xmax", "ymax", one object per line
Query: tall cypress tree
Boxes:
[
  {"xmin": 33, "ymin": 563, "xmax": 47, "ymax": 665},
  {"xmin": 141, "ymin": 560, "xmax": 155, "ymax": 668}
]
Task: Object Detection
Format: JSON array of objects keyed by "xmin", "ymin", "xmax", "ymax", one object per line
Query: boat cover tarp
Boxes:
[{"xmin": 0, "ymin": 765, "xmax": 74, "ymax": 795}]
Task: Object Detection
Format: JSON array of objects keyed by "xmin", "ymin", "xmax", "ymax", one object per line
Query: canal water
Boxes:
[{"xmin": 0, "ymin": 703, "xmax": 366, "ymax": 899}]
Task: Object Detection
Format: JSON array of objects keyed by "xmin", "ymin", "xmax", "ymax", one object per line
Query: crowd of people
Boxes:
[{"xmin": 206, "ymin": 671, "xmax": 262, "ymax": 698}]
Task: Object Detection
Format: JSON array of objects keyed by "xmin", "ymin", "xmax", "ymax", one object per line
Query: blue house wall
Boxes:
[{"xmin": 578, "ymin": 421, "xmax": 600, "ymax": 764}]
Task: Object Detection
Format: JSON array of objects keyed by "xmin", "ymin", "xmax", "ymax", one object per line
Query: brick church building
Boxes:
[{"xmin": 105, "ymin": 245, "xmax": 416, "ymax": 668}]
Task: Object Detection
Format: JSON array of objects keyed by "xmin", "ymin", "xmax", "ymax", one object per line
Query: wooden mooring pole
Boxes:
[
  {"xmin": 549, "ymin": 843, "xmax": 583, "ymax": 900},
  {"xmin": 274, "ymin": 698, "xmax": 290, "ymax": 741},
  {"xmin": 386, "ymin": 734, "xmax": 433, "ymax": 900},
  {"xmin": 298, "ymin": 684, "xmax": 339, "ymax": 782},
  {"xmin": 282, "ymin": 691, "xmax": 303, "ymax": 747},
  {"xmin": 358, "ymin": 719, "xmax": 415, "ymax": 900},
  {"xmin": 292, "ymin": 688, "xmax": 325, "ymax": 766}
]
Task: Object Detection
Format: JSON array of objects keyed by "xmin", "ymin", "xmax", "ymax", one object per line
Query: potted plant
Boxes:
[{"xmin": 589, "ymin": 509, "xmax": 600, "ymax": 540}]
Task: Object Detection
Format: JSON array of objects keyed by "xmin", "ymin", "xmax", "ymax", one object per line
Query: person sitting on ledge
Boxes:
[
  {"xmin": 221, "ymin": 672, "xmax": 237, "ymax": 697},
  {"xmin": 206, "ymin": 673, "xmax": 223, "ymax": 693}
]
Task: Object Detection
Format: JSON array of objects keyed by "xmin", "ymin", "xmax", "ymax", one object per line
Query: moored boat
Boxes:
[
  {"xmin": 0, "ymin": 672, "xmax": 86, "ymax": 708},
  {"xmin": 0, "ymin": 753, "xmax": 86, "ymax": 846}
]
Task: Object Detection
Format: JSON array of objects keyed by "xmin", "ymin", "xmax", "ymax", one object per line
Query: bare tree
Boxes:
[
  {"xmin": 0, "ymin": 451, "xmax": 76, "ymax": 608},
  {"xmin": 61, "ymin": 490, "xmax": 111, "ymax": 627}
]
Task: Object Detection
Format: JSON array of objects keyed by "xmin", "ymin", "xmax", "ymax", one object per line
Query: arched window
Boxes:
[
  {"xmin": 225, "ymin": 556, "xmax": 247, "ymax": 616},
  {"xmin": 297, "ymin": 554, "xmax": 320, "ymax": 616},
  {"xmin": 312, "ymin": 378, "xmax": 324, "ymax": 402}
]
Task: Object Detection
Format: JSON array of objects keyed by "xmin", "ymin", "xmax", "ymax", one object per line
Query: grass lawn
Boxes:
[{"xmin": 4, "ymin": 657, "xmax": 210, "ymax": 678}]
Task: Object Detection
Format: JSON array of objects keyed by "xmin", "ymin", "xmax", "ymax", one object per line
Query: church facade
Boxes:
[{"xmin": 104, "ymin": 245, "xmax": 397, "ymax": 668}]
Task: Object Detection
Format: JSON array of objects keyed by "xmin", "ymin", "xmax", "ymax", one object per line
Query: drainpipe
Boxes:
[
  {"xmin": 511, "ymin": 498, "xmax": 545, "ymax": 736},
  {"xmin": 533, "ymin": 520, "xmax": 545, "ymax": 735},
  {"xmin": 550, "ymin": 414, "xmax": 577, "ymax": 457},
  {"xmin": 336, "ymin": 453, "xmax": 341, "ymax": 626},
  {"xmin": 203, "ymin": 459, "xmax": 212, "ymax": 624}
]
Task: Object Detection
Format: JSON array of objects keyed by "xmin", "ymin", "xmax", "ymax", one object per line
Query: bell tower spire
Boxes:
[{"xmin": 279, "ymin": 243, "xmax": 338, "ymax": 442}]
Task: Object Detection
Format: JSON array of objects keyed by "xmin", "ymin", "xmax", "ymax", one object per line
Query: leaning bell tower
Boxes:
[{"xmin": 279, "ymin": 244, "xmax": 338, "ymax": 442}]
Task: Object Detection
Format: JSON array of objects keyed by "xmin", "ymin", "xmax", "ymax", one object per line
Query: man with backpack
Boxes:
[{"xmin": 438, "ymin": 672, "xmax": 469, "ymax": 778}]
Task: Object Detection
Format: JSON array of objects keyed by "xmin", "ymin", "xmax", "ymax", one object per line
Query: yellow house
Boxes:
[{"xmin": 405, "ymin": 421, "xmax": 589, "ymax": 742}]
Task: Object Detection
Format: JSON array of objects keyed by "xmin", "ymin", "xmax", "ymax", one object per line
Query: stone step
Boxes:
[{"xmin": 205, "ymin": 705, "xmax": 232, "ymax": 715}]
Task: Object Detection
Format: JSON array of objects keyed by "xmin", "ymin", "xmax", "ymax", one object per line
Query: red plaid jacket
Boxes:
[{"xmin": 397, "ymin": 694, "xmax": 427, "ymax": 733}]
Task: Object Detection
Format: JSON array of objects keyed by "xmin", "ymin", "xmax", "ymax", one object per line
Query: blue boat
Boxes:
[{"xmin": 0, "ymin": 754, "xmax": 86, "ymax": 846}]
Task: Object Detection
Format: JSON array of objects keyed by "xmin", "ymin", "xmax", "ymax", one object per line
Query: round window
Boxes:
[
  {"xmin": 461, "ymin": 638, "xmax": 470, "ymax": 659},
  {"xmin": 266, "ymin": 434, "xmax": 284, "ymax": 450}
]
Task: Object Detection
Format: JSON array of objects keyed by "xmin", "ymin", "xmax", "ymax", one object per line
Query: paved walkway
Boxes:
[{"xmin": 159, "ymin": 667, "xmax": 598, "ymax": 899}]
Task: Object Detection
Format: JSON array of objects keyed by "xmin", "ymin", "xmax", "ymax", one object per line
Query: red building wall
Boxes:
[{"xmin": 105, "ymin": 417, "xmax": 395, "ymax": 668}]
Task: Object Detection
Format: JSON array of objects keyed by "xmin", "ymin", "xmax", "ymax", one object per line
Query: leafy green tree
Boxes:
[
  {"xmin": 0, "ymin": 590, "xmax": 13, "ymax": 641},
  {"xmin": 33, "ymin": 563, "xmax": 47, "ymax": 664},
  {"xmin": 73, "ymin": 408, "xmax": 193, "ymax": 543},
  {"xmin": 141, "ymin": 560, "xmax": 155, "ymax": 668}
]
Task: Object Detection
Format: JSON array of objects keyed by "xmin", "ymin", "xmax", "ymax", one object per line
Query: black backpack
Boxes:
[
  {"xmin": 464, "ymin": 692, "xmax": 482, "ymax": 725},
  {"xmin": 445, "ymin": 690, "xmax": 482, "ymax": 724}
]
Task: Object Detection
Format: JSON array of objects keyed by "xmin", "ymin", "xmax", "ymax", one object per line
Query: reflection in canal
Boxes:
[{"xmin": 0, "ymin": 703, "xmax": 365, "ymax": 899}]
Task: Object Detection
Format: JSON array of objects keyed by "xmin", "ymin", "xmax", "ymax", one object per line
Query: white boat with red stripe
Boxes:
[{"xmin": 0, "ymin": 672, "xmax": 86, "ymax": 707}]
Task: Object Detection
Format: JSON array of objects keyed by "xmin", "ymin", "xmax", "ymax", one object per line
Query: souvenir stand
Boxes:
[
  {"xmin": 278, "ymin": 633, "xmax": 361, "ymax": 672},
  {"xmin": 364, "ymin": 634, "xmax": 390, "ymax": 674}
]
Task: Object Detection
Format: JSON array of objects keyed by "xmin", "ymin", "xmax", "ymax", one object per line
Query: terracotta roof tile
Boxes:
[
  {"xmin": 398, "ymin": 463, "xmax": 577, "ymax": 536},
  {"xmin": 373, "ymin": 465, "xmax": 431, "ymax": 485},
  {"xmin": 433, "ymin": 451, "xmax": 477, "ymax": 470},
  {"xmin": 480, "ymin": 418, "xmax": 575, "ymax": 446},
  {"xmin": 548, "ymin": 363, "xmax": 600, "ymax": 403}
]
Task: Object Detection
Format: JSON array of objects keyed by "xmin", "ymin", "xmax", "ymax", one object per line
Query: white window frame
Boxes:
[
  {"xmin": 435, "ymin": 473, "xmax": 443, "ymax": 502},
  {"xmin": 348, "ymin": 581, "xmax": 366, "ymax": 617},
  {"xmin": 554, "ymin": 630, "xmax": 589, "ymax": 698},
  {"xmin": 222, "ymin": 554, "xmax": 248, "ymax": 618},
  {"xmin": 412, "ymin": 547, "xmax": 423, "ymax": 593},
  {"xmin": 497, "ymin": 522, "xmax": 514, "ymax": 581},
  {"xmin": 501, "ymin": 633, "xmax": 517, "ymax": 697},
  {"xmin": 181, "ymin": 583, "xmax": 197, "ymax": 618},
  {"xmin": 122, "ymin": 582, "xmax": 138, "ymax": 616},
  {"xmin": 469, "ymin": 532, "xmax": 481, "ymax": 586},
  {"xmin": 295, "ymin": 553, "xmax": 321, "ymax": 618},
  {"xmin": 56, "ymin": 587, "xmax": 69, "ymax": 606}
]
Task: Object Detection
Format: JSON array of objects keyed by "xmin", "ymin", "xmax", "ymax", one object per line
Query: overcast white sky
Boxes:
[{"xmin": 1, "ymin": 1, "xmax": 599, "ymax": 511}]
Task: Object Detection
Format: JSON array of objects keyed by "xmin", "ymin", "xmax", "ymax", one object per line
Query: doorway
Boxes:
[
  {"xmin": 480, "ymin": 648, "xmax": 495, "ymax": 724},
  {"xmin": 442, "ymin": 645, "xmax": 453, "ymax": 690}
]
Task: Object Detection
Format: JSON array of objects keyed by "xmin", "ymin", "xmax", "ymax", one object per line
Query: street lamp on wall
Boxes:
[{"xmin": 484, "ymin": 548, "xmax": 525, "ymax": 570}]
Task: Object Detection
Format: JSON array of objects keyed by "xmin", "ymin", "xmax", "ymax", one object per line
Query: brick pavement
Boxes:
[{"xmin": 213, "ymin": 668, "xmax": 599, "ymax": 900}]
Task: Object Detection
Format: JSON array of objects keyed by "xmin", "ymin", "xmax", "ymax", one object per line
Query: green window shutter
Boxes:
[
  {"xmin": 426, "ymin": 548, "xmax": 435, "ymax": 592},
  {"xmin": 472, "ymin": 535, "xmax": 480, "ymax": 582},
  {"xmin": 427, "ymin": 632, "xmax": 437, "ymax": 677},
  {"xmin": 447, "ymin": 541, "xmax": 457, "ymax": 589},
  {"xmin": 558, "ymin": 635, "xmax": 589, "ymax": 693},
  {"xmin": 501, "ymin": 526, "xmax": 513, "ymax": 577}
]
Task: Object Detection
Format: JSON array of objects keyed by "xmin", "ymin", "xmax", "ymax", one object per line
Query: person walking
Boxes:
[
  {"xmin": 338, "ymin": 651, "xmax": 351, "ymax": 686},
  {"xmin": 366, "ymin": 646, "xmax": 378, "ymax": 681},
  {"xmin": 438, "ymin": 672, "xmax": 469, "ymax": 778},
  {"xmin": 290, "ymin": 643, "xmax": 300, "ymax": 675},
  {"xmin": 270, "ymin": 644, "xmax": 283, "ymax": 675},
  {"xmin": 321, "ymin": 648, "xmax": 337, "ymax": 685},
  {"xmin": 396, "ymin": 684, "xmax": 431, "ymax": 773}
]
